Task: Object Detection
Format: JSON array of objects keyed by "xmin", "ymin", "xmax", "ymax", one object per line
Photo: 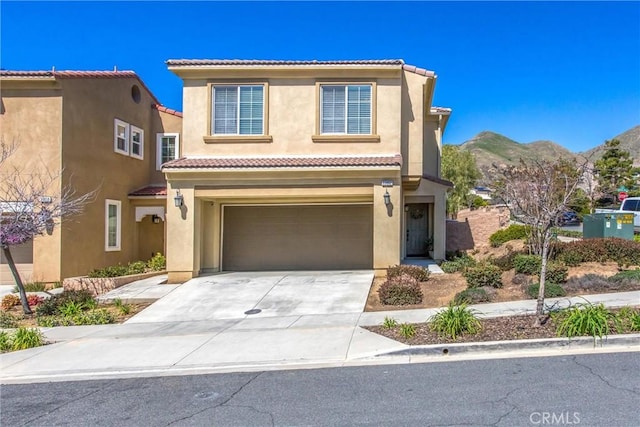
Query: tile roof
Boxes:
[
  {"xmin": 128, "ymin": 185, "xmax": 168, "ymax": 197},
  {"xmin": 166, "ymin": 59, "xmax": 405, "ymax": 66},
  {"xmin": 162, "ymin": 155, "xmax": 403, "ymax": 170},
  {"xmin": 152, "ymin": 104, "xmax": 183, "ymax": 118},
  {"xmin": 0, "ymin": 70, "xmax": 138, "ymax": 79},
  {"xmin": 166, "ymin": 59, "xmax": 435, "ymax": 77}
]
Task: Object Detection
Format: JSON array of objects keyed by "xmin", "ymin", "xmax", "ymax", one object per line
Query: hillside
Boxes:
[
  {"xmin": 456, "ymin": 131, "xmax": 574, "ymax": 184},
  {"xmin": 583, "ymin": 125, "xmax": 640, "ymax": 165}
]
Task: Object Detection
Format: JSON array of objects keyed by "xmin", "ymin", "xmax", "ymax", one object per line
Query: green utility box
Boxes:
[{"xmin": 583, "ymin": 213, "xmax": 635, "ymax": 240}]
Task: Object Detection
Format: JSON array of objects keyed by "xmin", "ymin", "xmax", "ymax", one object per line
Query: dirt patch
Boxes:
[{"xmin": 366, "ymin": 307, "xmax": 638, "ymax": 346}]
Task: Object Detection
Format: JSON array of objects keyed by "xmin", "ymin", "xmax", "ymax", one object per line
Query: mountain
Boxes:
[
  {"xmin": 583, "ymin": 125, "xmax": 640, "ymax": 165},
  {"xmin": 456, "ymin": 131, "xmax": 574, "ymax": 184}
]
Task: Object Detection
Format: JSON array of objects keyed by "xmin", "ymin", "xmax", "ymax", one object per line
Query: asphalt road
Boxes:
[{"xmin": 2, "ymin": 352, "xmax": 638, "ymax": 426}]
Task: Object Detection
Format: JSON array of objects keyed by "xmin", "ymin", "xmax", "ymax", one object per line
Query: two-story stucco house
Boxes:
[
  {"xmin": 162, "ymin": 59, "xmax": 452, "ymax": 282},
  {"xmin": 0, "ymin": 70, "xmax": 182, "ymax": 284}
]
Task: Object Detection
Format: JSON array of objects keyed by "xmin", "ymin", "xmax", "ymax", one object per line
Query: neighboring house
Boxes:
[
  {"xmin": 471, "ymin": 186, "xmax": 493, "ymax": 201},
  {"xmin": 163, "ymin": 59, "xmax": 452, "ymax": 281},
  {"xmin": 0, "ymin": 70, "xmax": 182, "ymax": 284}
]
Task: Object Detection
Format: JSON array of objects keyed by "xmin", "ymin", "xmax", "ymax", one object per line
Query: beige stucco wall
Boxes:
[
  {"xmin": 149, "ymin": 110, "xmax": 182, "ymax": 184},
  {"xmin": 0, "ymin": 85, "xmax": 64, "ymax": 282}
]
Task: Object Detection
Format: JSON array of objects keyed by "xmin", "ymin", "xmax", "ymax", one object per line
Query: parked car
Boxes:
[
  {"xmin": 595, "ymin": 197, "xmax": 640, "ymax": 231},
  {"xmin": 557, "ymin": 211, "xmax": 580, "ymax": 226}
]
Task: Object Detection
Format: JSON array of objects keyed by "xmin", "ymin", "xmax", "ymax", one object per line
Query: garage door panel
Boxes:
[{"xmin": 223, "ymin": 205, "xmax": 372, "ymax": 270}]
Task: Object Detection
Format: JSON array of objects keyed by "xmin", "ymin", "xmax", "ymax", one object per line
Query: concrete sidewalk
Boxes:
[{"xmin": 2, "ymin": 289, "xmax": 639, "ymax": 384}]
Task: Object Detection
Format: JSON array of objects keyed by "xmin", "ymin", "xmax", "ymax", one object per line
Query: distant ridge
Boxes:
[{"xmin": 451, "ymin": 126, "xmax": 639, "ymax": 184}]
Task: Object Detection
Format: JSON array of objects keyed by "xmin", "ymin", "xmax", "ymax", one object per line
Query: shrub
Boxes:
[
  {"xmin": 127, "ymin": 261, "xmax": 147, "ymax": 275},
  {"xmin": 1, "ymin": 294, "xmax": 20, "ymax": 310},
  {"xmin": 555, "ymin": 302, "xmax": 619, "ymax": 345},
  {"xmin": 635, "ymin": 234, "xmax": 640, "ymax": 243},
  {"xmin": 617, "ymin": 307, "xmax": 640, "ymax": 333},
  {"xmin": 387, "ymin": 265, "xmax": 430, "ymax": 282},
  {"xmin": 58, "ymin": 301, "xmax": 85, "ymax": 316},
  {"xmin": 489, "ymin": 251, "xmax": 520, "ymax": 271},
  {"xmin": 470, "ymin": 196, "xmax": 489, "ymax": 210},
  {"xmin": 34, "ymin": 297, "xmax": 59, "ymax": 316},
  {"xmin": 113, "ymin": 298, "xmax": 131, "ymax": 315},
  {"xmin": 441, "ymin": 254, "xmax": 476, "ymax": 274},
  {"xmin": 72, "ymin": 309, "xmax": 115, "ymax": 325},
  {"xmin": 429, "ymin": 303, "xmax": 482, "ymax": 339},
  {"xmin": 12, "ymin": 282, "xmax": 46, "ymax": 293},
  {"xmin": 399, "ymin": 323, "xmax": 416, "ymax": 338},
  {"xmin": 463, "ymin": 263, "xmax": 503, "ymax": 288},
  {"xmin": 526, "ymin": 283, "xmax": 566, "ymax": 299},
  {"xmin": 382, "ymin": 316, "xmax": 398, "ymax": 329},
  {"xmin": 378, "ymin": 274, "xmax": 423, "ymax": 306},
  {"xmin": 546, "ymin": 262, "xmax": 569, "ymax": 284},
  {"xmin": 608, "ymin": 269, "xmax": 640, "ymax": 283},
  {"xmin": 0, "ymin": 331, "xmax": 11, "ymax": 352},
  {"xmin": 26, "ymin": 295, "xmax": 44, "ymax": 307},
  {"xmin": 511, "ymin": 273, "xmax": 533, "ymax": 287},
  {"xmin": 34, "ymin": 290, "xmax": 96, "ymax": 316},
  {"xmin": 88, "ymin": 264, "xmax": 129, "ymax": 278},
  {"xmin": 11, "ymin": 327, "xmax": 45, "ymax": 351},
  {"xmin": 553, "ymin": 238, "xmax": 640, "ymax": 267},
  {"xmin": 0, "ymin": 311, "xmax": 19, "ymax": 328},
  {"xmin": 452, "ymin": 287, "xmax": 493, "ymax": 305},
  {"xmin": 513, "ymin": 254, "xmax": 542, "ymax": 275},
  {"xmin": 147, "ymin": 252, "xmax": 166, "ymax": 271},
  {"xmin": 489, "ymin": 224, "xmax": 530, "ymax": 247}
]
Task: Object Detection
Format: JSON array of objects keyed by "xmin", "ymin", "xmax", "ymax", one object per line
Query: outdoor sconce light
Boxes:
[
  {"xmin": 174, "ymin": 190, "xmax": 184, "ymax": 208},
  {"xmin": 383, "ymin": 189, "xmax": 391, "ymax": 206},
  {"xmin": 381, "ymin": 179, "xmax": 393, "ymax": 206},
  {"xmin": 151, "ymin": 214, "xmax": 161, "ymax": 224}
]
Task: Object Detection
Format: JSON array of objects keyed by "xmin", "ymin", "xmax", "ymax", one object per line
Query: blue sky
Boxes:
[{"xmin": 1, "ymin": 1, "xmax": 639, "ymax": 152}]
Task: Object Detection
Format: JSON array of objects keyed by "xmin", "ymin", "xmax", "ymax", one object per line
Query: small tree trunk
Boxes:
[
  {"xmin": 2, "ymin": 245, "xmax": 32, "ymax": 315},
  {"xmin": 534, "ymin": 229, "xmax": 552, "ymax": 326}
]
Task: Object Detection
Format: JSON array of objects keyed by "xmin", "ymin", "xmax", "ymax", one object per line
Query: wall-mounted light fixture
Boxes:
[
  {"xmin": 151, "ymin": 214, "xmax": 161, "ymax": 224},
  {"xmin": 174, "ymin": 190, "xmax": 184, "ymax": 208},
  {"xmin": 382, "ymin": 179, "xmax": 393, "ymax": 206}
]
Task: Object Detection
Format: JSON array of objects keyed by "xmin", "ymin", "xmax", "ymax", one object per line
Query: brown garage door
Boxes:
[{"xmin": 223, "ymin": 205, "xmax": 373, "ymax": 270}]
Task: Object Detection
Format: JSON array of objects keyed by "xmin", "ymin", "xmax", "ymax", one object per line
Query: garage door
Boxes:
[{"xmin": 223, "ymin": 205, "xmax": 373, "ymax": 270}]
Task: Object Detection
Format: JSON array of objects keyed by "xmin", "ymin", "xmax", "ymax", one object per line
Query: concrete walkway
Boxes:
[{"xmin": 2, "ymin": 282, "xmax": 639, "ymax": 384}]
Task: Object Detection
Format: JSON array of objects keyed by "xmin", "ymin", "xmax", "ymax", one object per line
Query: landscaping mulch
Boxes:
[{"xmin": 366, "ymin": 315, "xmax": 558, "ymax": 345}]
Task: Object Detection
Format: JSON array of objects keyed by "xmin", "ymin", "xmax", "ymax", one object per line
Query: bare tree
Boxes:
[
  {"xmin": 494, "ymin": 157, "xmax": 589, "ymax": 325},
  {"xmin": 0, "ymin": 142, "xmax": 95, "ymax": 314}
]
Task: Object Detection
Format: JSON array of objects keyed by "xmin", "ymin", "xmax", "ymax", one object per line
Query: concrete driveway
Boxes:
[{"xmin": 127, "ymin": 271, "xmax": 374, "ymax": 323}]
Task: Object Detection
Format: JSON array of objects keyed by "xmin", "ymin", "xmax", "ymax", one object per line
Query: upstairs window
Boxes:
[
  {"xmin": 212, "ymin": 85, "xmax": 264, "ymax": 135},
  {"xmin": 156, "ymin": 133, "xmax": 180, "ymax": 170},
  {"xmin": 130, "ymin": 126, "xmax": 144, "ymax": 159},
  {"xmin": 321, "ymin": 85, "xmax": 371, "ymax": 135},
  {"xmin": 114, "ymin": 119, "xmax": 129, "ymax": 155}
]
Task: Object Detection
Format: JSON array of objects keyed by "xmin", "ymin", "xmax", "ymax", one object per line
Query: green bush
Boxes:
[
  {"xmin": 378, "ymin": 274, "xmax": 423, "ymax": 306},
  {"xmin": 463, "ymin": 263, "xmax": 503, "ymax": 288},
  {"xmin": 127, "ymin": 261, "xmax": 147, "ymax": 275},
  {"xmin": 12, "ymin": 282, "xmax": 46, "ymax": 293},
  {"xmin": 546, "ymin": 262, "xmax": 569, "ymax": 284},
  {"xmin": 88, "ymin": 264, "xmax": 129, "ymax": 278},
  {"xmin": 526, "ymin": 283, "xmax": 566, "ymax": 299},
  {"xmin": 35, "ymin": 290, "xmax": 96, "ymax": 316},
  {"xmin": 608, "ymin": 269, "xmax": 640, "ymax": 283},
  {"xmin": 617, "ymin": 307, "xmax": 640, "ymax": 333},
  {"xmin": 453, "ymin": 287, "xmax": 493, "ymax": 305},
  {"xmin": 147, "ymin": 252, "xmax": 166, "ymax": 271},
  {"xmin": 489, "ymin": 224, "xmax": 530, "ymax": 247},
  {"xmin": 440, "ymin": 254, "xmax": 476, "ymax": 274},
  {"xmin": 429, "ymin": 303, "xmax": 482, "ymax": 339},
  {"xmin": 0, "ymin": 331, "xmax": 11, "ymax": 352},
  {"xmin": 488, "ymin": 251, "xmax": 520, "ymax": 271},
  {"xmin": 399, "ymin": 323, "xmax": 416, "ymax": 339},
  {"xmin": 513, "ymin": 254, "xmax": 542, "ymax": 275},
  {"xmin": 11, "ymin": 327, "xmax": 45, "ymax": 351},
  {"xmin": 37, "ymin": 309, "xmax": 115, "ymax": 327},
  {"xmin": 470, "ymin": 196, "xmax": 489, "ymax": 210},
  {"xmin": 555, "ymin": 302, "xmax": 619, "ymax": 345},
  {"xmin": 387, "ymin": 265, "xmax": 430, "ymax": 282},
  {"xmin": 382, "ymin": 316, "xmax": 398, "ymax": 329},
  {"xmin": 553, "ymin": 238, "xmax": 640, "ymax": 267},
  {"xmin": 634, "ymin": 234, "xmax": 640, "ymax": 243},
  {"xmin": 0, "ymin": 311, "xmax": 19, "ymax": 328}
]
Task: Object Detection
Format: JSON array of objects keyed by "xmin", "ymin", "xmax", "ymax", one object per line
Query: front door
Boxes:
[{"xmin": 406, "ymin": 203, "xmax": 429, "ymax": 257}]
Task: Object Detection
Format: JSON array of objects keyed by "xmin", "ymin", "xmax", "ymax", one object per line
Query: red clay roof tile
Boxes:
[
  {"xmin": 152, "ymin": 104, "xmax": 183, "ymax": 118},
  {"xmin": 128, "ymin": 185, "xmax": 168, "ymax": 197},
  {"xmin": 162, "ymin": 155, "xmax": 402, "ymax": 170}
]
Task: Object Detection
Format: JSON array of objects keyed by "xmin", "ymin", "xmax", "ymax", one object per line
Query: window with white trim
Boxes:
[
  {"xmin": 320, "ymin": 85, "xmax": 372, "ymax": 134},
  {"xmin": 114, "ymin": 119, "xmax": 129, "ymax": 155},
  {"xmin": 130, "ymin": 125, "xmax": 144, "ymax": 159},
  {"xmin": 105, "ymin": 199, "xmax": 121, "ymax": 251},
  {"xmin": 156, "ymin": 133, "xmax": 180, "ymax": 170},
  {"xmin": 212, "ymin": 85, "xmax": 264, "ymax": 135}
]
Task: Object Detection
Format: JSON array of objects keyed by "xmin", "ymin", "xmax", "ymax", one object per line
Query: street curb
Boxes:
[{"xmin": 374, "ymin": 333, "xmax": 640, "ymax": 357}]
